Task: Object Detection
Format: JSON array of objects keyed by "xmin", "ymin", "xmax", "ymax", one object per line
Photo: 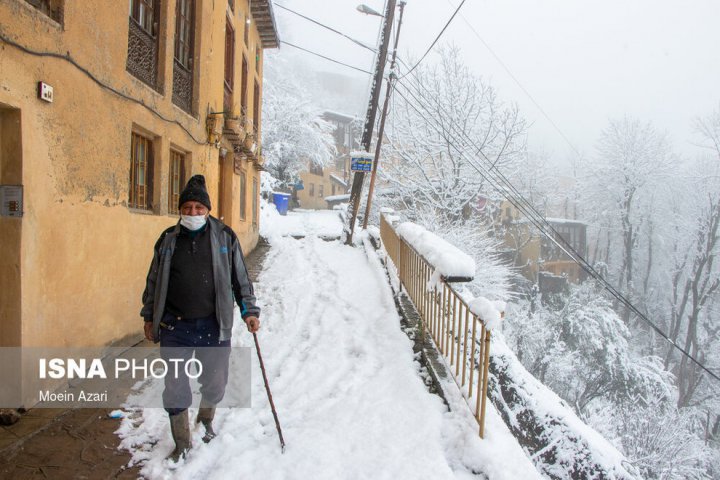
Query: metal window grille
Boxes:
[
  {"xmin": 130, "ymin": 132, "xmax": 154, "ymax": 210},
  {"xmin": 252, "ymin": 178, "xmax": 258, "ymax": 228},
  {"xmin": 239, "ymin": 171, "xmax": 247, "ymax": 220},
  {"xmin": 172, "ymin": 0, "xmax": 195, "ymax": 113},
  {"xmin": 127, "ymin": 0, "xmax": 161, "ymax": 90},
  {"xmin": 169, "ymin": 150, "xmax": 186, "ymax": 214}
]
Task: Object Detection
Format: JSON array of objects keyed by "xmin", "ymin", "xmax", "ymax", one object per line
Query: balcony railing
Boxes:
[
  {"xmin": 172, "ymin": 59, "xmax": 193, "ymax": 114},
  {"xmin": 126, "ymin": 18, "xmax": 160, "ymax": 92},
  {"xmin": 380, "ymin": 214, "xmax": 494, "ymax": 438}
]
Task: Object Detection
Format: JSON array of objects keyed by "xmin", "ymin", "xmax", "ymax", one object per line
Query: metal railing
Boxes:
[{"xmin": 380, "ymin": 214, "xmax": 493, "ymax": 437}]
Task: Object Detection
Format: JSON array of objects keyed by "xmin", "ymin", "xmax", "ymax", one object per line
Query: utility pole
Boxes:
[
  {"xmin": 345, "ymin": 0, "xmax": 397, "ymax": 245},
  {"xmin": 363, "ymin": 1, "xmax": 405, "ymax": 230}
]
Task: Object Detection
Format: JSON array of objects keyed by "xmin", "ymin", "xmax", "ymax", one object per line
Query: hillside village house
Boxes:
[
  {"xmin": 496, "ymin": 200, "xmax": 588, "ymax": 289},
  {"xmin": 0, "ymin": 0, "xmax": 278, "ymax": 356},
  {"xmin": 296, "ymin": 111, "xmax": 359, "ymax": 209}
]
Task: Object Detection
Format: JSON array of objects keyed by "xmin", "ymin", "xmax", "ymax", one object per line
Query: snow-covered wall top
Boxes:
[{"xmin": 396, "ymin": 222, "xmax": 476, "ymax": 279}]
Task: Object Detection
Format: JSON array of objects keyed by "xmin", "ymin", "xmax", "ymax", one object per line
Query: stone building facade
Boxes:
[{"xmin": 0, "ymin": 0, "xmax": 279, "ymax": 352}]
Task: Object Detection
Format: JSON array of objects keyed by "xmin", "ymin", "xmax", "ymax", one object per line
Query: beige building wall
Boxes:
[
  {"xmin": 297, "ymin": 162, "xmax": 348, "ymax": 210},
  {"xmin": 498, "ymin": 200, "xmax": 586, "ymax": 284},
  {"xmin": 0, "ymin": 0, "xmax": 277, "ymax": 353}
]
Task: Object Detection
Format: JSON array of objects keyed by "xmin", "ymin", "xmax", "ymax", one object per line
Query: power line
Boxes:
[
  {"xmin": 280, "ymin": 41, "xmax": 372, "ymax": 75},
  {"xmin": 398, "ymin": 0, "xmax": 468, "ymax": 80},
  {"xmin": 389, "ymin": 68, "xmax": 720, "ymax": 386},
  {"xmin": 446, "ymin": 0, "xmax": 583, "ymax": 159},
  {"xmin": 274, "ymin": 3, "xmax": 377, "ymax": 53},
  {"xmin": 0, "ymin": 32, "xmax": 206, "ymax": 144}
]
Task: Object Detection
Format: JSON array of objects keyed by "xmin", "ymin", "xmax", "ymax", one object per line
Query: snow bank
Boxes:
[
  {"xmin": 259, "ymin": 200, "xmax": 343, "ymax": 240},
  {"xmin": 488, "ymin": 333, "xmax": 639, "ymax": 480},
  {"xmin": 396, "ymin": 222, "xmax": 476, "ymax": 285}
]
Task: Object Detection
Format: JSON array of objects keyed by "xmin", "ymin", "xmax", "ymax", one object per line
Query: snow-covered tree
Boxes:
[
  {"xmin": 614, "ymin": 399, "xmax": 715, "ymax": 480},
  {"xmin": 382, "ymin": 44, "xmax": 527, "ymax": 225},
  {"xmin": 376, "ymin": 44, "xmax": 526, "ymax": 300},
  {"xmin": 694, "ymin": 102, "xmax": 720, "ymax": 161},
  {"xmin": 261, "ymin": 53, "xmax": 336, "ymax": 188},
  {"xmin": 579, "ymin": 117, "xmax": 675, "ymax": 322},
  {"xmin": 506, "ymin": 282, "xmax": 672, "ymax": 414}
]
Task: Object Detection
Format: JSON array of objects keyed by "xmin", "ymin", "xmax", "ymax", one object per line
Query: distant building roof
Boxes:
[
  {"xmin": 517, "ymin": 217, "xmax": 587, "ymax": 226},
  {"xmin": 545, "ymin": 217, "xmax": 587, "ymax": 226},
  {"xmin": 329, "ymin": 174, "xmax": 347, "ymax": 188},
  {"xmin": 251, "ymin": 0, "xmax": 280, "ymax": 49},
  {"xmin": 323, "ymin": 111, "xmax": 358, "ymax": 123},
  {"xmin": 324, "ymin": 194, "xmax": 350, "ymax": 202}
]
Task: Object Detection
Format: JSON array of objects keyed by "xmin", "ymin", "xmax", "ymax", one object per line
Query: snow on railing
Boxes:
[
  {"xmin": 395, "ymin": 222, "xmax": 475, "ymax": 286},
  {"xmin": 380, "ymin": 213, "xmax": 505, "ymax": 437}
]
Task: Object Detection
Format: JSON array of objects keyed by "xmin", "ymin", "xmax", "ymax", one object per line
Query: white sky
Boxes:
[{"xmin": 273, "ymin": 0, "xmax": 720, "ymax": 162}]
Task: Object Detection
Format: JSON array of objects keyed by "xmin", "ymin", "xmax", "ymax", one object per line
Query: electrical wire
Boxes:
[
  {"xmin": 394, "ymin": 74, "xmax": 720, "ymax": 384},
  {"xmin": 0, "ymin": 32, "xmax": 206, "ymax": 145},
  {"xmin": 446, "ymin": 0, "xmax": 583, "ymax": 158},
  {"xmin": 280, "ymin": 41, "xmax": 372, "ymax": 75},
  {"xmin": 397, "ymin": 0, "xmax": 468, "ymax": 80},
  {"xmin": 388, "ymin": 66, "xmax": 720, "ymax": 385},
  {"xmin": 274, "ymin": 3, "xmax": 377, "ymax": 53}
]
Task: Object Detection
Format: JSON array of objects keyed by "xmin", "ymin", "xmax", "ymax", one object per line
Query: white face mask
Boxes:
[{"xmin": 180, "ymin": 214, "xmax": 207, "ymax": 231}]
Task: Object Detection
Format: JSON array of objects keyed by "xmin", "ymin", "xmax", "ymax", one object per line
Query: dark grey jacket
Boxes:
[{"xmin": 141, "ymin": 216, "xmax": 260, "ymax": 341}]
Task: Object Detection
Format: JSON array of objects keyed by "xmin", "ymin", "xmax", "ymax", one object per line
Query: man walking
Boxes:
[{"xmin": 141, "ymin": 174, "xmax": 260, "ymax": 461}]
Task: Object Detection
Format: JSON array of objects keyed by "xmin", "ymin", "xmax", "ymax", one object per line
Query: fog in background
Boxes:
[{"xmin": 272, "ymin": 0, "xmax": 720, "ymax": 163}]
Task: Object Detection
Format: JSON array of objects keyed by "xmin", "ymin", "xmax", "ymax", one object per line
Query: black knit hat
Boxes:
[{"xmin": 178, "ymin": 175, "xmax": 212, "ymax": 211}]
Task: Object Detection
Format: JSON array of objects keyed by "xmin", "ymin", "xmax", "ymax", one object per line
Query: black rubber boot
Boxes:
[
  {"xmin": 197, "ymin": 404, "xmax": 217, "ymax": 443},
  {"xmin": 169, "ymin": 410, "xmax": 191, "ymax": 462}
]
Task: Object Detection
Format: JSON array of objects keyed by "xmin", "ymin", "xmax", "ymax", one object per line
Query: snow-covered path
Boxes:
[{"xmin": 117, "ymin": 208, "xmax": 539, "ymax": 479}]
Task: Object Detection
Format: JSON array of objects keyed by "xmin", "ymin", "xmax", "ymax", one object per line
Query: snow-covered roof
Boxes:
[
  {"xmin": 329, "ymin": 174, "xmax": 347, "ymax": 187},
  {"xmin": 517, "ymin": 217, "xmax": 587, "ymax": 226},
  {"xmin": 323, "ymin": 110, "xmax": 358, "ymax": 122},
  {"xmin": 350, "ymin": 150, "xmax": 374, "ymax": 160},
  {"xmin": 324, "ymin": 194, "xmax": 350, "ymax": 202},
  {"xmin": 396, "ymin": 222, "xmax": 475, "ymax": 280},
  {"xmin": 545, "ymin": 217, "xmax": 587, "ymax": 226}
]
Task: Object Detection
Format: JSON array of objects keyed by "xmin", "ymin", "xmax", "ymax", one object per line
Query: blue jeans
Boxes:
[{"xmin": 159, "ymin": 312, "xmax": 231, "ymax": 416}]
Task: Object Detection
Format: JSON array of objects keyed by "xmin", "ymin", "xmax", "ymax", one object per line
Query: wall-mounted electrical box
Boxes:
[
  {"xmin": 0, "ymin": 185, "xmax": 23, "ymax": 217},
  {"xmin": 38, "ymin": 81, "xmax": 54, "ymax": 103}
]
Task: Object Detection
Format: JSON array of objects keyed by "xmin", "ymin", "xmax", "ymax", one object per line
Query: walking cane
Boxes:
[{"xmin": 253, "ymin": 332, "xmax": 286, "ymax": 453}]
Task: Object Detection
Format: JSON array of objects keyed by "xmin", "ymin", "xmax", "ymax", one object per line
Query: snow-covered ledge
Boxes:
[{"xmin": 395, "ymin": 222, "xmax": 476, "ymax": 286}]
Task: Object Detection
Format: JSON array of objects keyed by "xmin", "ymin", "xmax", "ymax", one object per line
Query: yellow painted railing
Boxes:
[{"xmin": 380, "ymin": 214, "xmax": 493, "ymax": 437}]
